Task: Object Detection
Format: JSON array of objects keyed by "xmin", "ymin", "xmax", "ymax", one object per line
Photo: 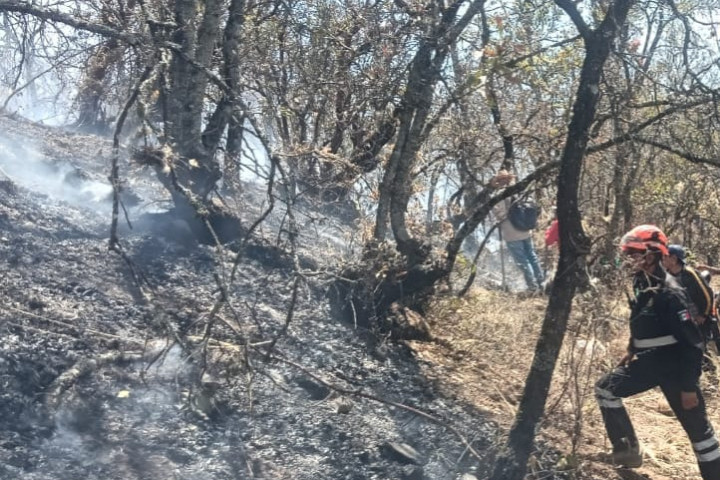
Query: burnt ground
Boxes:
[{"xmin": 0, "ymin": 114, "xmax": 499, "ymax": 480}]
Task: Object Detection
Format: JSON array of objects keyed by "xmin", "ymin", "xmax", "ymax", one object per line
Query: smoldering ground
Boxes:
[{"xmin": 0, "ymin": 115, "xmax": 499, "ymax": 480}]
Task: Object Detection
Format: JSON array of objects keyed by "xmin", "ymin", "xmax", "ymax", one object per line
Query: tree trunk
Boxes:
[
  {"xmin": 489, "ymin": 2, "xmax": 635, "ymax": 478},
  {"xmin": 373, "ymin": 0, "xmax": 486, "ymax": 253},
  {"xmin": 603, "ymin": 117, "xmax": 632, "ymax": 259},
  {"xmin": 165, "ymin": 0, "xmax": 225, "ymax": 199}
]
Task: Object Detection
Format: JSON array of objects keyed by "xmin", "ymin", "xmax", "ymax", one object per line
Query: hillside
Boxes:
[
  {"xmin": 0, "ymin": 113, "xmax": 716, "ymax": 480},
  {"xmin": 0, "ymin": 113, "xmax": 496, "ymax": 480}
]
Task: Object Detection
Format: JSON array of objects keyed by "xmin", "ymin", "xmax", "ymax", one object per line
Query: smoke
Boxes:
[
  {"xmin": 0, "ymin": 133, "xmax": 113, "ymax": 210},
  {"xmin": 31, "ymin": 345, "xmax": 204, "ymax": 480}
]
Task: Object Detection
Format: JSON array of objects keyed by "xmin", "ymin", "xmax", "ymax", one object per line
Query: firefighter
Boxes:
[
  {"xmin": 663, "ymin": 244, "xmax": 714, "ymax": 326},
  {"xmin": 664, "ymin": 244, "xmax": 720, "ymax": 355},
  {"xmin": 595, "ymin": 225, "xmax": 720, "ymax": 478}
]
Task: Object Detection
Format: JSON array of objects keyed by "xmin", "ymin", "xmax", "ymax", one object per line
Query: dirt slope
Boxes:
[{"xmin": 2, "ymin": 113, "xmax": 708, "ymax": 480}]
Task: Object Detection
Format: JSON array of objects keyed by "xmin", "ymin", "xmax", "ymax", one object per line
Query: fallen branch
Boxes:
[
  {"xmin": 44, "ymin": 351, "xmax": 144, "ymax": 410},
  {"xmin": 5, "ymin": 304, "xmax": 144, "ymax": 345},
  {"xmin": 267, "ymin": 348, "xmax": 484, "ymax": 462},
  {"xmin": 6, "ymin": 321, "xmax": 79, "ymax": 342}
]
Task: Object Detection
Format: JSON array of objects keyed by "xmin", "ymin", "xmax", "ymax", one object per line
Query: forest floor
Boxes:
[{"xmin": 0, "ymin": 112, "xmax": 713, "ymax": 480}]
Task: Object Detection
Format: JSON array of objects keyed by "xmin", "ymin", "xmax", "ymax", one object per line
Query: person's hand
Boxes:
[
  {"xmin": 695, "ymin": 315, "xmax": 708, "ymax": 325},
  {"xmin": 681, "ymin": 391, "xmax": 699, "ymax": 410},
  {"xmin": 617, "ymin": 352, "xmax": 634, "ymax": 367}
]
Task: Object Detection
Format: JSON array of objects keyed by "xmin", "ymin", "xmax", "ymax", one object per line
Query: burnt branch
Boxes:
[
  {"xmin": 0, "ymin": 0, "xmax": 145, "ymax": 45},
  {"xmin": 634, "ymin": 137, "xmax": 720, "ymax": 168}
]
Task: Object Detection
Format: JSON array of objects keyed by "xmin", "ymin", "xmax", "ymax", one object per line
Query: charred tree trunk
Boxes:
[
  {"xmin": 356, "ymin": 0, "xmax": 489, "ymax": 337},
  {"xmin": 489, "ymin": 1, "xmax": 635, "ymax": 479},
  {"xmin": 374, "ymin": 0, "xmax": 486, "ymax": 260},
  {"xmin": 164, "ymin": 0, "xmax": 224, "ymax": 200},
  {"xmin": 146, "ymin": 0, "xmax": 248, "ymax": 243},
  {"xmin": 223, "ymin": 111, "xmax": 245, "ymax": 195}
]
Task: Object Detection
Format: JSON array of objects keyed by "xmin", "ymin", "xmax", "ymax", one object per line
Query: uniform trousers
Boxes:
[{"xmin": 596, "ymin": 349, "xmax": 720, "ymax": 479}]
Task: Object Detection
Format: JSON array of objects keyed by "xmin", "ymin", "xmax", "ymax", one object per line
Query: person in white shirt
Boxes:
[{"xmin": 490, "ymin": 170, "xmax": 544, "ymax": 292}]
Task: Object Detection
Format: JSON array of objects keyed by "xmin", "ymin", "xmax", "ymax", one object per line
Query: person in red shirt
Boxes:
[{"xmin": 545, "ymin": 217, "xmax": 559, "ymax": 248}]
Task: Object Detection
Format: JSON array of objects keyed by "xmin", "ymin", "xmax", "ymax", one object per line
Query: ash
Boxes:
[{"xmin": 0, "ymin": 114, "xmax": 496, "ymax": 480}]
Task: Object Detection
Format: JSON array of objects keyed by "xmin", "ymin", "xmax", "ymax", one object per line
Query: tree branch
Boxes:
[
  {"xmin": 634, "ymin": 137, "xmax": 720, "ymax": 168},
  {"xmin": 553, "ymin": 0, "xmax": 591, "ymax": 41},
  {"xmin": 587, "ymin": 96, "xmax": 714, "ymax": 154},
  {"xmin": 0, "ymin": 0, "xmax": 145, "ymax": 45}
]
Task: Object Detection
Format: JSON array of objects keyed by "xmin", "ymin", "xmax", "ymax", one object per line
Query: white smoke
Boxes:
[{"xmin": 0, "ymin": 133, "xmax": 113, "ymax": 209}]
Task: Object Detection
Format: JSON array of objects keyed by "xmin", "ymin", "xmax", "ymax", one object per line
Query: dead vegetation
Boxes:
[{"xmin": 412, "ymin": 283, "xmax": 720, "ymax": 480}]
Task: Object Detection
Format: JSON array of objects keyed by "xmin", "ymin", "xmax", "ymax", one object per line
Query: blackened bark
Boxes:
[
  {"xmin": 165, "ymin": 0, "xmax": 225, "ymax": 199},
  {"xmin": 489, "ymin": 1, "xmax": 636, "ymax": 479}
]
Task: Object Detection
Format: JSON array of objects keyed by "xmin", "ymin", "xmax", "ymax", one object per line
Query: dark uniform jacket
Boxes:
[{"xmin": 629, "ymin": 266, "xmax": 705, "ymax": 391}]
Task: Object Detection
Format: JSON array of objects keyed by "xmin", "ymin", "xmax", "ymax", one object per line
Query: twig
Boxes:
[
  {"xmin": 4, "ymin": 304, "xmax": 144, "ymax": 345},
  {"xmin": 108, "ymin": 62, "xmax": 156, "ymax": 301},
  {"xmin": 266, "ymin": 349, "xmax": 484, "ymax": 462},
  {"xmin": 457, "ymin": 222, "xmax": 499, "ymax": 297}
]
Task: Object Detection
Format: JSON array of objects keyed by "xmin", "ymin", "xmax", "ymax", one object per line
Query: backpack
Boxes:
[
  {"xmin": 698, "ymin": 269, "xmax": 718, "ymax": 319},
  {"xmin": 508, "ymin": 198, "xmax": 540, "ymax": 231}
]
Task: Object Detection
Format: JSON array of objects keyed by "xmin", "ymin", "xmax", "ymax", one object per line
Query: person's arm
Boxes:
[
  {"xmin": 698, "ymin": 264, "xmax": 720, "ymax": 275},
  {"xmin": 658, "ymin": 291, "xmax": 704, "ymax": 392}
]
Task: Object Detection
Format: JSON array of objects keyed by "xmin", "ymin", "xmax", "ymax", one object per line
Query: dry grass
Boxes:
[{"xmin": 409, "ymin": 284, "xmax": 720, "ymax": 480}]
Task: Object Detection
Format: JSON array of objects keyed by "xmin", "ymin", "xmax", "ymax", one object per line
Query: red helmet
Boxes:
[{"xmin": 620, "ymin": 224, "xmax": 668, "ymax": 256}]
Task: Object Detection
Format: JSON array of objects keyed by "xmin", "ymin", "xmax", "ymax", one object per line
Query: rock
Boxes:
[
  {"xmin": 380, "ymin": 441, "xmax": 422, "ymax": 465},
  {"xmin": 336, "ymin": 396, "xmax": 353, "ymax": 414}
]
